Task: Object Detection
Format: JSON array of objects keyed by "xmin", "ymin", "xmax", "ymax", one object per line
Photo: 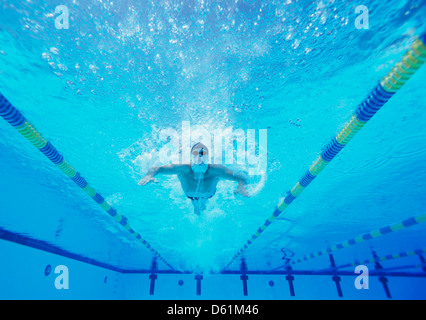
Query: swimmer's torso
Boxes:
[{"xmin": 178, "ymin": 167, "xmax": 220, "ymax": 199}]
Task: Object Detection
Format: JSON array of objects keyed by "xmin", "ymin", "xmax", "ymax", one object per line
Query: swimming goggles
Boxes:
[{"xmin": 192, "ymin": 148, "xmax": 206, "ymax": 157}]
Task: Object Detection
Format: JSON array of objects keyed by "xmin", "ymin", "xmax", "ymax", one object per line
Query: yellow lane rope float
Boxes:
[
  {"xmin": 290, "ymin": 213, "xmax": 426, "ymax": 265},
  {"xmin": 331, "ymin": 247, "xmax": 426, "ymax": 271},
  {"xmin": 224, "ymin": 34, "xmax": 426, "ymax": 270},
  {"xmin": 0, "ymin": 94, "xmax": 174, "ymax": 270}
]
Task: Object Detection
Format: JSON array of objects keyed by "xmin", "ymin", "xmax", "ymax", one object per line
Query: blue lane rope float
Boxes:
[
  {"xmin": 331, "ymin": 247, "xmax": 426, "ymax": 271},
  {"xmin": 224, "ymin": 34, "xmax": 426, "ymax": 270},
  {"xmin": 289, "ymin": 213, "xmax": 426, "ymax": 265},
  {"xmin": 0, "ymin": 94, "xmax": 174, "ymax": 270}
]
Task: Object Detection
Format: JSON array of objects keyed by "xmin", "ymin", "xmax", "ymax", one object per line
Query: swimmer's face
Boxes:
[{"xmin": 191, "ymin": 143, "xmax": 208, "ymax": 165}]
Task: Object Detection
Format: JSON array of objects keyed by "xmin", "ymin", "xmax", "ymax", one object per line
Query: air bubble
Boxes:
[
  {"xmin": 50, "ymin": 47, "xmax": 59, "ymax": 55},
  {"xmin": 42, "ymin": 52, "xmax": 51, "ymax": 61}
]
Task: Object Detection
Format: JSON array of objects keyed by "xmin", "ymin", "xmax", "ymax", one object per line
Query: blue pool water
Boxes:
[{"xmin": 0, "ymin": 0, "xmax": 426, "ymax": 300}]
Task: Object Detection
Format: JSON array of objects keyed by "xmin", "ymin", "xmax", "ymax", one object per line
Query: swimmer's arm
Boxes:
[
  {"xmin": 138, "ymin": 165, "xmax": 189, "ymax": 185},
  {"xmin": 210, "ymin": 165, "xmax": 250, "ymax": 197},
  {"xmin": 153, "ymin": 164, "xmax": 189, "ymax": 175},
  {"xmin": 210, "ymin": 164, "xmax": 247, "ymax": 182}
]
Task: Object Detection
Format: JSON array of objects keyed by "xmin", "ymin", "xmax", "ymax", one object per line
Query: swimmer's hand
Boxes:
[
  {"xmin": 138, "ymin": 174, "xmax": 158, "ymax": 186},
  {"xmin": 234, "ymin": 181, "xmax": 250, "ymax": 197}
]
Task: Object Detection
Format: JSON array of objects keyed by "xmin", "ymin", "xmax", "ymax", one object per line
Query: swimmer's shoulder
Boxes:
[
  {"xmin": 207, "ymin": 164, "xmax": 227, "ymax": 176},
  {"xmin": 174, "ymin": 164, "xmax": 191, "ymax": 174}
]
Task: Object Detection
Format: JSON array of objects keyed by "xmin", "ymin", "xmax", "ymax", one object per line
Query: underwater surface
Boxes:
[{"xmin": 0, "ymin": 0, "xmax": 425, "ymax": 286}]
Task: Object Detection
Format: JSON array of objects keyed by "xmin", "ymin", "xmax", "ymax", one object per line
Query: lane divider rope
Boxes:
[
  {"xmin": 332, "ymin": 247, "xmax": 426, "ymax": 271},
  {"xmin": 290, "ymin": 213, "xmax": 426, "ymax": 265},
  {"xmin": 0, "ymin": 93, "xmax": 175, "ymax": 270},
  {"xmin": 224, "ymin": 34, "xmax": 426, "ymax": 269}
]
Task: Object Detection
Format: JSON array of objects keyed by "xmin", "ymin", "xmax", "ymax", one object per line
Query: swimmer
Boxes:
[{"xmin": 138, "ymin": 142, "xmax": 250, "ymax": 215}]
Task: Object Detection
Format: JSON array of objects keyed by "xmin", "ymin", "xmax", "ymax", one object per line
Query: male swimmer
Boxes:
[{"xmin": 138, "ymin": 142, "xmax": 250, "ymax": 215}]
